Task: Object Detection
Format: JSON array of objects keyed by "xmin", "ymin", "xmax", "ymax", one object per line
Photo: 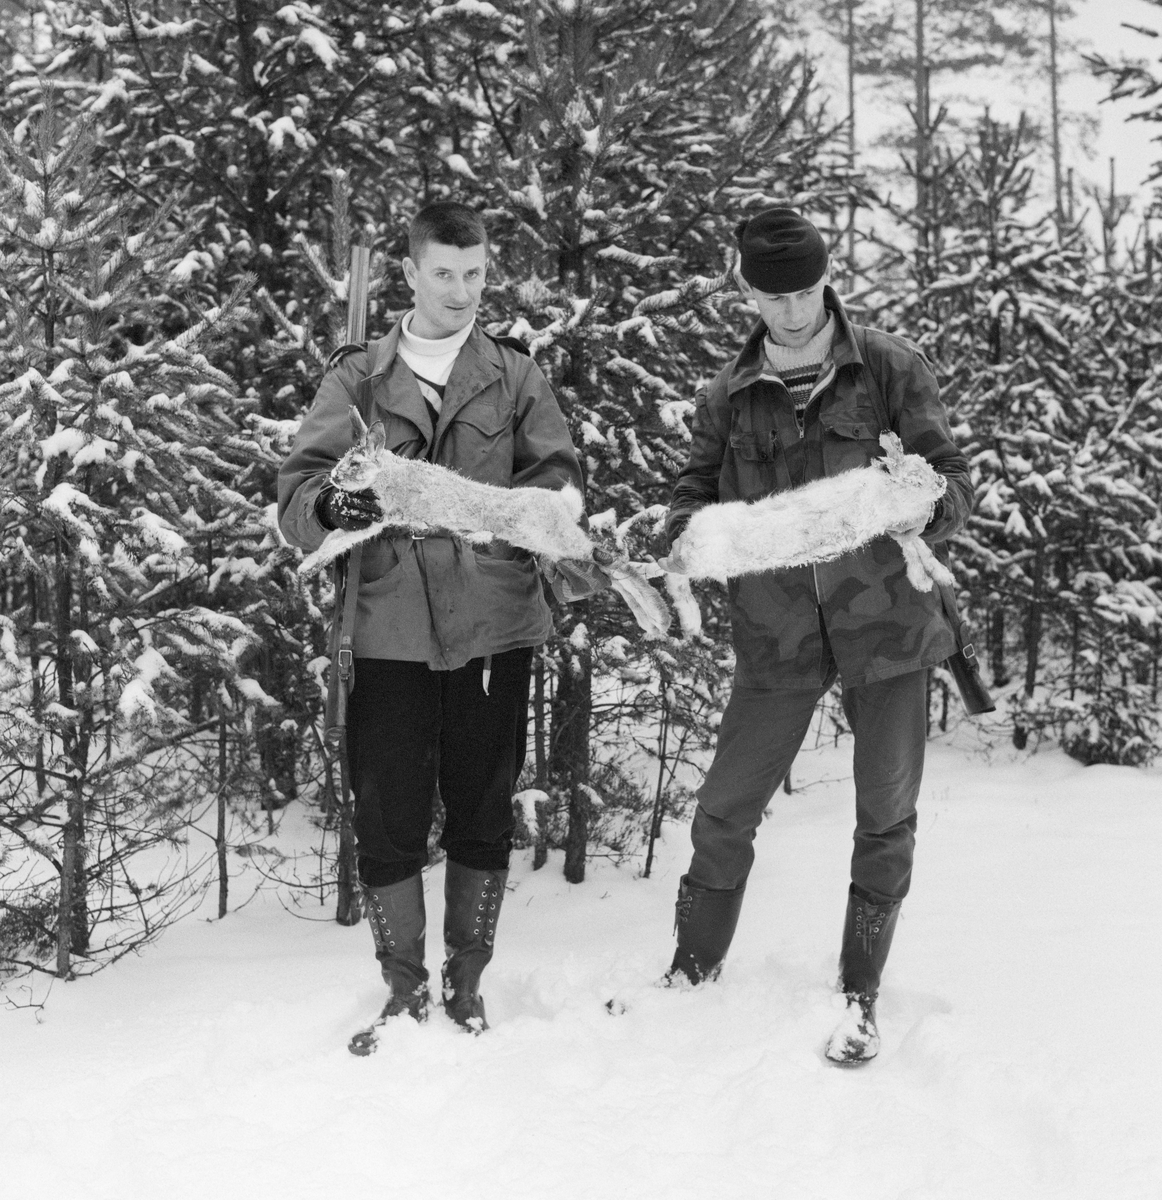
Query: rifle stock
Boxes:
[{"xmin": 331, "ymin": 243, "xmax": 372, "ymax": 926}]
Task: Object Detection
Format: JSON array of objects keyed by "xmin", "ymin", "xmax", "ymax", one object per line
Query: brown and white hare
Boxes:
[
  {"xmin": 299, "ymin": 406, "xmax": 672, "ymax": 638},
  {"xmin": 327, "ymin": 408, "xmax": 595, "ymax": 561}
]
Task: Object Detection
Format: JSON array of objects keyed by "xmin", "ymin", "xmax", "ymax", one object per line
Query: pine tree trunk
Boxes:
[
  {"xmin": 532, "ymin": 651, "xmax": 549, "ymax": 871},
  {"xmin": 989, "ymin": 604, "xmax": 1008, "ymax": 687},
  {"xmin": 534, "ymin": 650, "xmax": 547, "ymax": 788},
  {"xmin": 1024, "ymin": 541, "xmax": 1046, "ymax": 698},
  {"xmin": 1068, "ymin": 612, "xmax": 1081, "ymax": 700},
  {"xmin": 28, "ymin": 571, "xmax": 46, "ymax": 795},
  {"xmin": 553, "ymin": 628, "xmax": 591, "ymax": 885},
  {"xmin": 1152, "ymin": 627, "xmax": 1159, "ymax": 705},
  {"xmin": 1048, "ymin": 0, "xmax": 1064, "ymax": 230},
  {"xmin": 256, "ymin": 642, "xmax": 298, "ymax": 806},
  {"xmin": 845, "ymin": 0, "xmax": 858, "ymax": 280},
  {"xmin": 217, "ymin": 711, "xmax": 229, "ymax": 919},
  {"xmin": 644, "ymin": 671, "xmax": 671, "ymax": 879},
  {"xmin": 913, "ymin": 0, "xmax": 931, "ymax": 281},
  {"xmin": 54, "ymin": 537, "xmax": 88, "ymax": 974},
  {"xmin": 56, "ymin": 789, "xmax": 82, "ymax": 978},
  {"xmin": 335, "ymin": 734, "xmax": 361, "ymax": 926}
]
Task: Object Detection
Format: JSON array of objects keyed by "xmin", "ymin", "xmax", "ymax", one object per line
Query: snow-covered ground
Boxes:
[{"xmin": 4, "ymin": 732, "xmax": 1161, "ymax": 1200}]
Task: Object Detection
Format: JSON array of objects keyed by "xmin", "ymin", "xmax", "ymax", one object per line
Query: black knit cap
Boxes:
[{"xmin": 736, "ymin": 207, "xmax": 828, "ymax": 294}]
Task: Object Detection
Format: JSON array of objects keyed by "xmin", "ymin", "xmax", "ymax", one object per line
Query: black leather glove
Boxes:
[
  {"xmin": 924, "ymin": 497, "xmax": 945, "ymax": 534},
  {"xmin": 315, "ymin": 485, "xmax": 383, "ymax": 532}
]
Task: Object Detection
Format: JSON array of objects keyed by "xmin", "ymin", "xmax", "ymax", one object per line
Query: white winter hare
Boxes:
[
  {"xmin": 329, "ymin": 409, "xmax": 596, "ymax": 561},
  {"xmin": 666, "ymin": 433, "xmax": 953, "ymax": 592},
  {"xmin": 301, "ymin": 406, "xmax": 672, "ymax": 637}
]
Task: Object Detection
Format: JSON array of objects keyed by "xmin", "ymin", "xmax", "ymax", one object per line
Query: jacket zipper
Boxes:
[
  {"xmin": 799, "ymin": 400, "xmax": 823, "ymax": 612},
  {"xmin": 799, "ymin": 377, "xmax": 828, "ymax": 680}
]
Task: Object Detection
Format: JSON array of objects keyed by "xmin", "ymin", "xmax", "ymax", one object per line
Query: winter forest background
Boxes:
[{"xmin": 1, "ymin": 0, "xmax": 1161, "ymax": 981}]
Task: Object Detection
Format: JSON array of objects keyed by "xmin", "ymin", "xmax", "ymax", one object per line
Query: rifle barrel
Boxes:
[{"xmin": 346, "ymin": 244, "xmax": 371, "ymax": 345}]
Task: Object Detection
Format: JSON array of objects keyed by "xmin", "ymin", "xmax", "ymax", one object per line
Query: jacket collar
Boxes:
[
  {"xmin": 363, "ymin": 321, "xmax": 432, "ymax": 445},
  {"xmin": 363, "ymin": 321, "xmax": 503, "ymax": 447},
  {"xmin": 726, "ymin": 286, "xmax": 862, "ymax": 400},
  {"xmin": 436, "ymin": 325, "xmax": 504, "ymax": 439}
]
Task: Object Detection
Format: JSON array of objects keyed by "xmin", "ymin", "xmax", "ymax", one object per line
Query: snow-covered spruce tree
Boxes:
[
  {"xmin": 1, "ymin": 2, "xmax": 443, "ymax": 810},
  {"xmin": 1046, "ymin": 232, "xmax": 1162, "ymax": 764},
  {"xmin": 890, "ymin": 115, "xmax": 1090, "ymax": 698},
  {"xmin": 848, "ymin": 1, "xmax": 1070, "ymax": 265},
  {"xmin": 807, "ymin": 0, "xmax": 1070, "ymax": 286},
  {"xmin": 13, "ymin": 1, "xmax": 525, "ymax": 386},
  {"xmin": 16, "ymin": 1, "xmax": 418, "ymax": 298},
  {"xmin": 880, "ymin": 113, "xmax": 1160, "ymax": 757},
  {"xmin": 459, "ymin": 0, "xmax": 851, "ymax": 881},
  {"xmin": 0, "ymin": 97, "xmax": 265, "ymax": 978},
  {"xmin": 8, "ymin": 1, "xmax": 539, "ymax": 816}
]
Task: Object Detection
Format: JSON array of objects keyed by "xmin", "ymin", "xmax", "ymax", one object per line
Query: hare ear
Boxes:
[
  {"xmin": 349, "ymin": 405, "xmax": 369, "ymax": 441},
  {"xmin": 366, "ymin": 421, "xmax": 386, "ymax": 454}
]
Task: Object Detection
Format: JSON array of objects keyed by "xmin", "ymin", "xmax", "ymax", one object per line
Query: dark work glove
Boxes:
[
  {"xmin": 315, "ymin": 485, "xmax": 383, "ymax": 532},
  {"xmin": 547, "ymin": 557, "xmax": 611, "ymax": 603},
  {"xmin": 924, "ymin": 497, "xmax": 945, "ymax": 535}
]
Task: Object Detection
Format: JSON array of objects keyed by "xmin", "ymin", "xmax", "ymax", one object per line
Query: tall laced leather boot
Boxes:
[
  {"xmin": 665, "ymin": 875, "xmax": 746, "ymax": 986},
  {"xmin": 442, "ymin": 861, "xmax": 507, "ymax": 1033},
  {"xmin": 347, "ymin": 873, "xmax": 430, "ymax": 1057},
  {"xmin": 825, "ymin": 886, "xmax": 901, "ymax": 1067}
]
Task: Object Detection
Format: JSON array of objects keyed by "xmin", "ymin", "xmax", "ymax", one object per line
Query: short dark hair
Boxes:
[{"xmin": 408, "ymin": 201, "xmax": 488, "ymax": 262}]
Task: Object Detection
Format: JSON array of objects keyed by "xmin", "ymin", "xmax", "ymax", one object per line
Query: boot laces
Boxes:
[
  {"xmin": 673, "ymin": 891, "xmax": 692, "ymax": 934},
  {"xmin": 854, "ymin": 902, "xmax": 888, "ymax": 955}
]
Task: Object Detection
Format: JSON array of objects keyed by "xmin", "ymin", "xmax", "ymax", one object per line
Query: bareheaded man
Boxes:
[
  {"xmin": 660, "ymin": 207, "xmax": 972, "ymax": 1064},
  {"xmin": 279, "ymin": 202, "xmax": 600, "ymax": 1053}
]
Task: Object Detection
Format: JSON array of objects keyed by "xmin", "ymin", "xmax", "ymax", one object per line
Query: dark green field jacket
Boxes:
[
  {"xmin": 667, "ymin": 289, "xmax": 973, "ymax": 689},
  {"xmin": 278, "ymin": 322, "xmax": 585, "ymax": 671}
]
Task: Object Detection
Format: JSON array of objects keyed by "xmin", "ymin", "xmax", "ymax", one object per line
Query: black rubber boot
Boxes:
[
  {"xmin": 825, "ymin": 887, "xmax": 902, "ymax": 1066},
  {"xmin": 442, "ymin": 861, "xmax": 507, "ymax": 1033},
  {"xmin": 348, "ymin": 874, "xmax": 429, "ymax": 1056},
  {"xmin": 666, "ymin": 874, "xmax": 746, "ymax": 985}
]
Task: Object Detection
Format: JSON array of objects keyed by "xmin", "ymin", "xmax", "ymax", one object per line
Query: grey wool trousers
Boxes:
[{"xmin": 688, "ymin": 668, "xmax": 928, "ymax": 903}]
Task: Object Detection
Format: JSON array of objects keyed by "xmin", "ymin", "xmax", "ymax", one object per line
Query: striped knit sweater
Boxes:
[{"xmin": 761, "ymin": 314, "xmax": 836, "ymax": 433}]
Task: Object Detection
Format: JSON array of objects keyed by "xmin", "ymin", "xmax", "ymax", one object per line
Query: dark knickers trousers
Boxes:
[
  {"xmin": 347, "ymin": 647, "xmax": 533, "ymax": 888},
  {"xmin": 689, "ymin": 668, "xmax": 927, "ymax": 903}
]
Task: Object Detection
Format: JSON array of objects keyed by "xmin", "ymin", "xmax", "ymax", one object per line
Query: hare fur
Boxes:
[
  {"xmin": 298, "ymin": 409, "xmax": 672, "ymax": 637},
  {"xmin": 301, "ymin": 413, "xmax": 593, "ymax": 572},
  {"xmin": 671, "ymin": 433, "xmax": 952, "ymax": 592}
]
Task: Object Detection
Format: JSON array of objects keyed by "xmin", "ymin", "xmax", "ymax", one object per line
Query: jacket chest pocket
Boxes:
[
  {"xmin": 383, "ymin": 413, "xmax": 427, "ymax": 458},
  {"xmin": 726, "ymin": 425, "xmax": 785, "ymax": 500},
  {"xmin": 729, "ymin": 429, "xmax": 778, "ymax": 463},
  {"xmin": 442, "ymin": 396, "xmax": 515, "ymax": 485},
  {"xmin": 820, "ymin": 407, "xmax": 884, "ymax": 474}
]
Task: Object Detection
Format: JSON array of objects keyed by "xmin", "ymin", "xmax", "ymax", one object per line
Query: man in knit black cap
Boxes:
[{"xmin": 658, "ymin": 207, "xmax": 973, "ymax": 1064}]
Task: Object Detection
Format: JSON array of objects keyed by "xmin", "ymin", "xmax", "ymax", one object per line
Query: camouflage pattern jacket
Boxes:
[
  {"xmin": 667, "ymin": 289, "xmax": 972, "ymax": 689},
  {"xmin": 279, "ymin": 322, "xmax": 587, "ymax": 671}
]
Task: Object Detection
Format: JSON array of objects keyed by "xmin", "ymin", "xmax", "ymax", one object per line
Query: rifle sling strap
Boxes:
[{"xmin": 337, "ymin": 544, "xmax": 362, "ymax": 695}]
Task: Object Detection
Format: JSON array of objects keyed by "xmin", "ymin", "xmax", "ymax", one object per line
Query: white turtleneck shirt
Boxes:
[{"xmin": 397, "ymin": 311, "xmax": 475, "ymax": 418}]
